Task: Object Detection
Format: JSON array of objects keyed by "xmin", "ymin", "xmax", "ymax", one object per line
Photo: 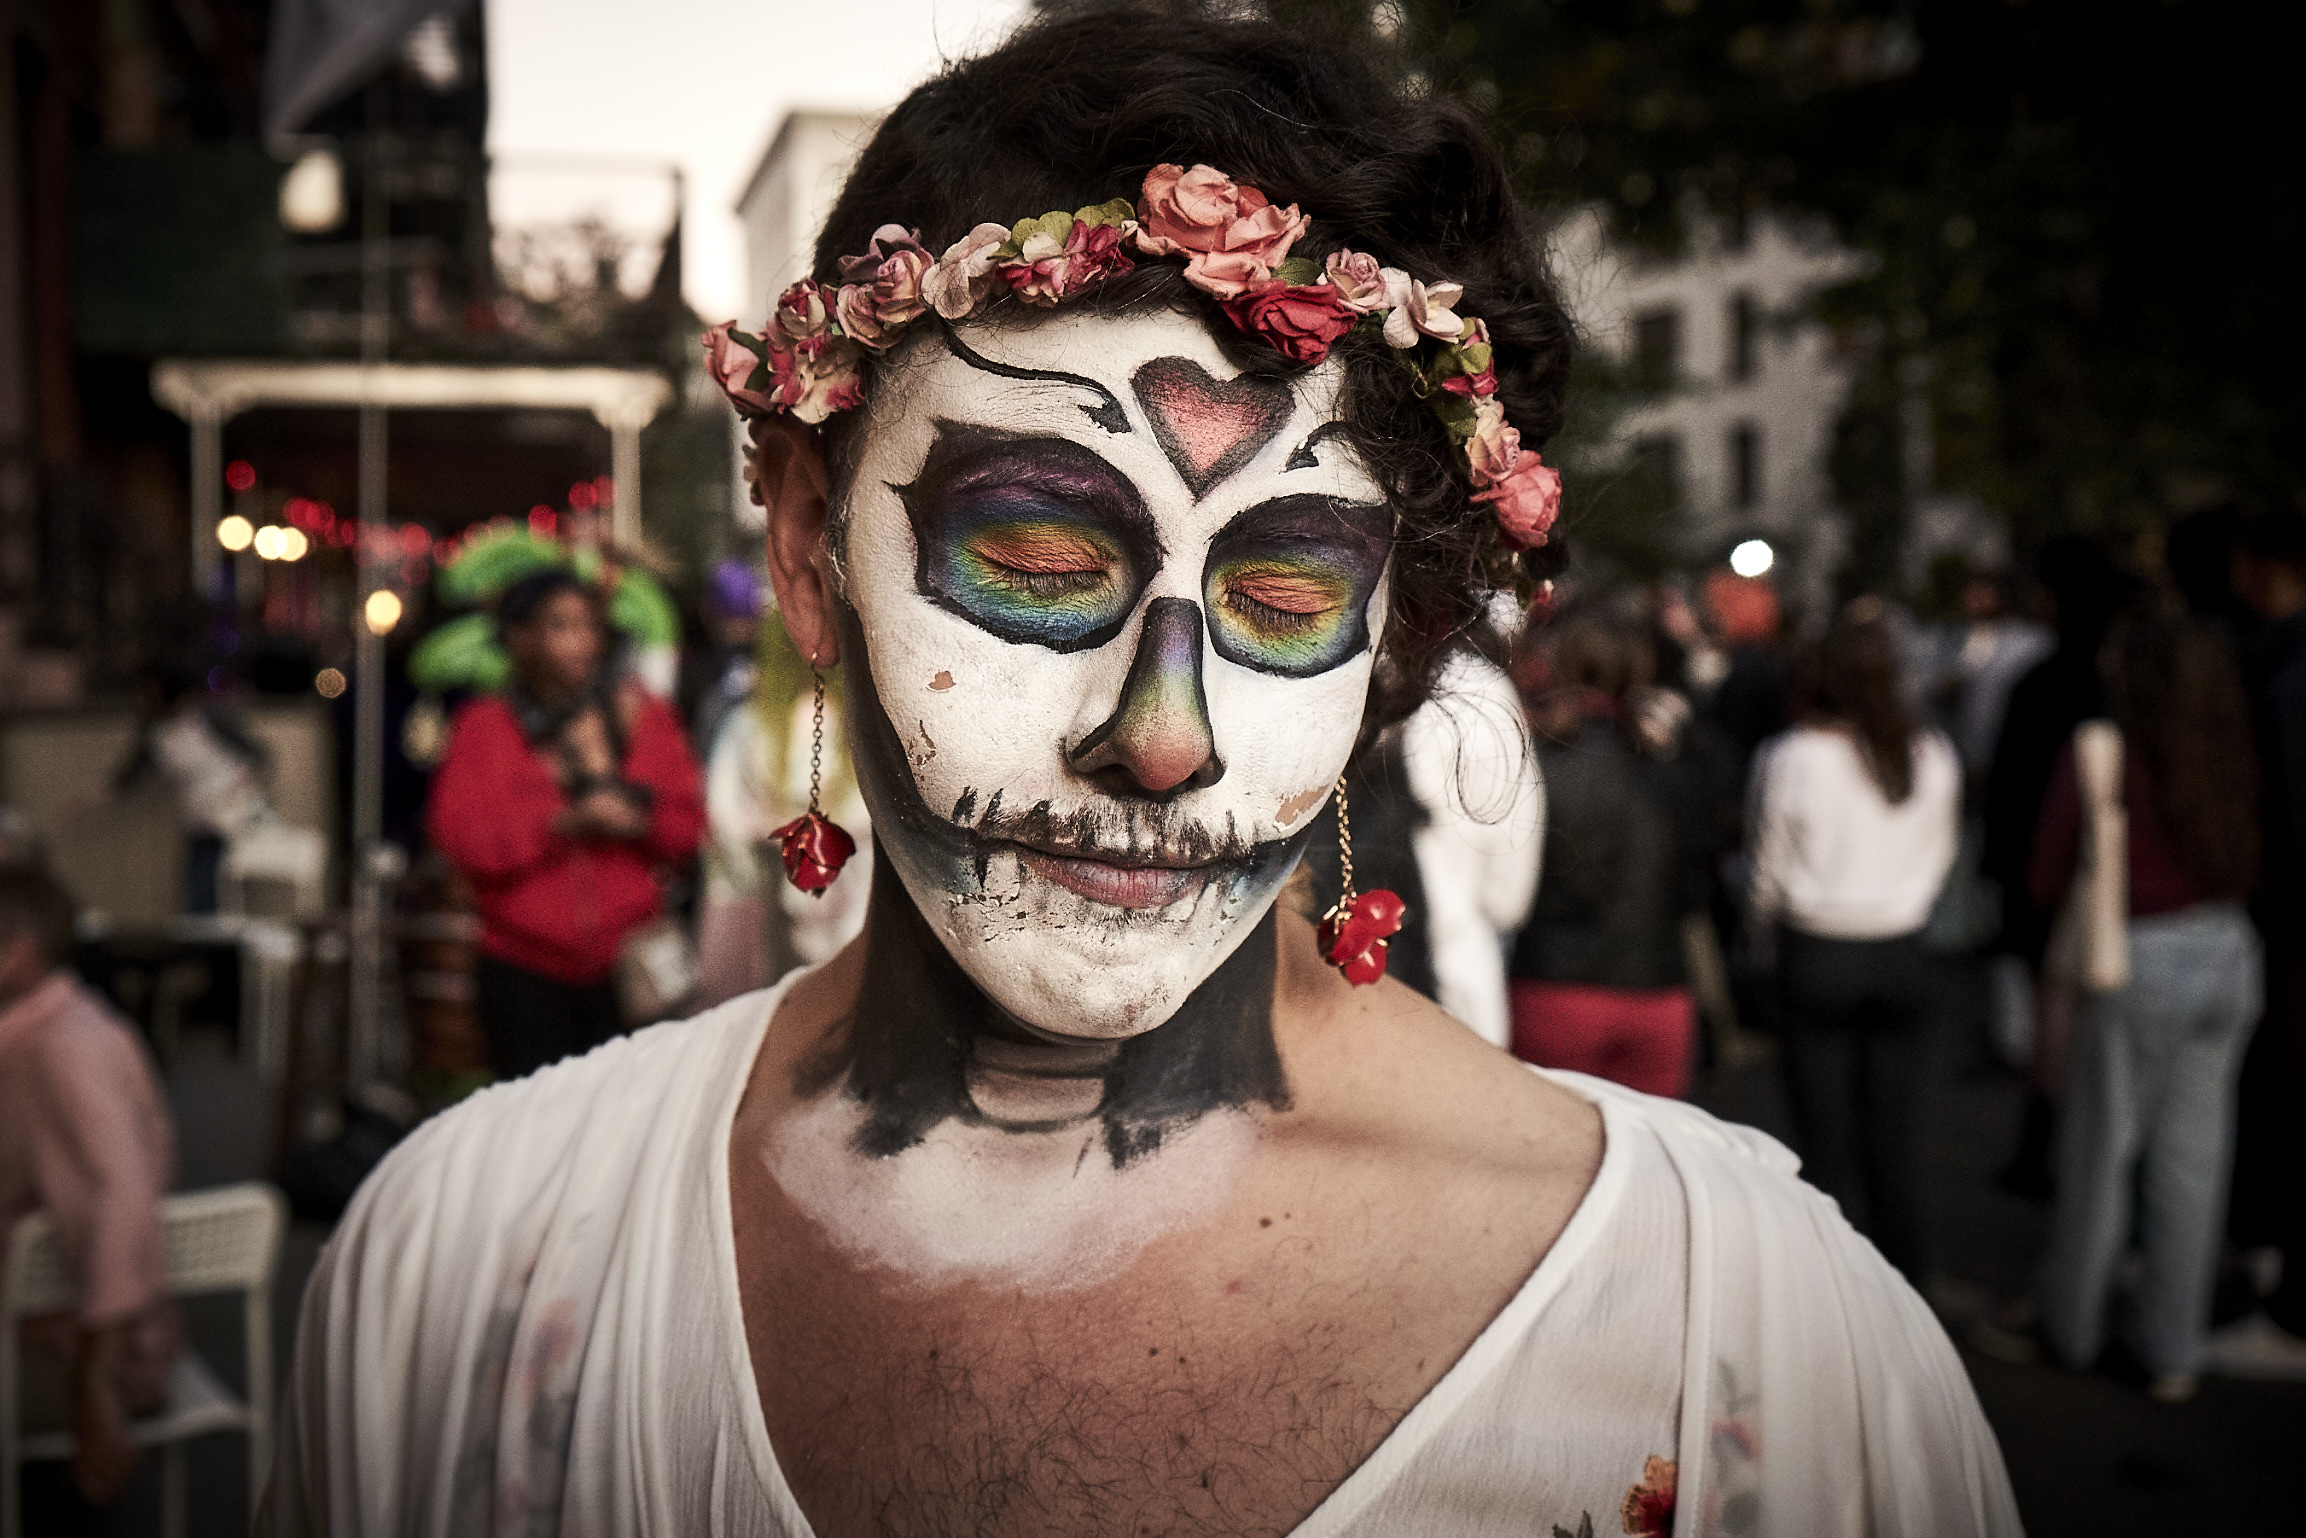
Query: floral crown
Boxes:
[{"xmin": 702, "ymin": 163, "xmax": 1560, "ymax": 552}]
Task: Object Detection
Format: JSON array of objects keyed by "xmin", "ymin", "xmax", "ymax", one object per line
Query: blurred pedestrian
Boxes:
[
  {"xmin": 1749, "ymin": 600, "xmax": 1961, "ymax": 1282},
  {"xmin": 1699, "ymin": 568, "xmax": 1790, "ymax": 777},
  {"xmin": 685, "ymin": 557, "xmax": 765, "ymax": 758},
  {"xmin": 2215, "ymin": 507, "xmax": 2306, "ymax": 1374},
  {"xmin": 1402, "ymin": 645, "xmax": 1546, "ymax": 1047},
  {"xmin": 2030, "ymin": 601, "xmax": 2261, "ymax": 1401},
  {"xmin": 1300, "ymin": 640, "xmax": 1544, "ymax": 1045},
  {"xmin": 427, "ymin": 569, "xmax": 704, "ymax": 1079},
  {"xmin": 1982, "ymin": 537, "xmax": 2138, "ymax": 1195},
  {"xmin": 0, "ymin": 863, "xmax": 179, "ymax": 1508},
  {"xmin": 695, "ymin": 618, "xmax": 871, "ymax": 1008},
  {"xmin": 1510, "ymin": 613, "xmax": 1707, "ymax": 1094},
  {"xmin": 113, "ymin": 661, "xmax": 275, "ymax": 913}
]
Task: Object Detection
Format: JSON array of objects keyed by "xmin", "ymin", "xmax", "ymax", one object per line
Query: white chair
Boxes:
[
  {"xmin": 2, "ymin": 1183, "xmax": 285, "ymax": 1538},
  {"xmin": 220, "ymin": 825, "xmax": 328, "ymax": 921}
]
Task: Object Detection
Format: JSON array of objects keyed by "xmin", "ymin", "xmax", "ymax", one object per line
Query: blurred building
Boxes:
[
  {"xmin": 1554, "ymin": 205, "xmax": 2005, "ymax": 618},
  {"xmin": 736, "ymin": 110, "xmax": 879, "ymax": 323},
  {"xmin": 0, "ymin": 1, "xmax": 731, "ymax": 911}
]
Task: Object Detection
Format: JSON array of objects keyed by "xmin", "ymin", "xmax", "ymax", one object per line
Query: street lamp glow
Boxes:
[
  {"xmin": 1730, "ymin": 539, "xmax": 1775, "ymax": 578},
  {"xmin": 279, "ymin": 527, "xmax": 310, "ymax": 561},
  {"xmin": 217, "ymin": 514, "xmax": 254, "ymax": 552},
  {"xmin": 363, "ymin": 589, "xmax": 404, "ymax": 635},
  {"xmin": 279, "ymin": 148, "xmax": 344, "ymax": 233},
  {"xmin": 253, "ymin": 525, "xmax": 286, "ymax": 560}
]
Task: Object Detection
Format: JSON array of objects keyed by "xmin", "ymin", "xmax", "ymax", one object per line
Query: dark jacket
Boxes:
[{"xmin": 1512, "ymin": 720, "xmax": 1703, "ymax": 990}]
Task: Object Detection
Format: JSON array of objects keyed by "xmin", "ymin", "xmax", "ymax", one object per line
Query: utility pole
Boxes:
[{"xmin": 349, "ymin": 82, "xmax": 392, "ymax": 1091}]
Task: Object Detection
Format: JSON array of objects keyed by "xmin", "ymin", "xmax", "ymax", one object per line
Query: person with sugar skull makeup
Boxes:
[{"xmin": 266, "ymin": 10, "xmax": 2018, "ymax": 1536}]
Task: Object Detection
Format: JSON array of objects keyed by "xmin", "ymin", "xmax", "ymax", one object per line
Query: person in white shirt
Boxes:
[
  {"xmin": 1398, "ymin": 645, "xmax": 1545, "ymax": 1047},
  {"xmin": 1749, "ymin": 598, "xmax": 1962, "ymax": 1283},
  {"xmin": 267, "ymin": 13, "xmax": 2016, "ymax": 1536}
]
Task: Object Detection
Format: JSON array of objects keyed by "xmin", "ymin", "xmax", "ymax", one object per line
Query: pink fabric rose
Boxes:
[
  {"xmin": 1219, "ymin": 280, "xmax": 1364, "ymax": 365},
  {"xmin": 765, "ymin": 332, "xmax": 865, "ymax": 424},
  {"xmin": 1463, "ymin": 396, "xmax": 1520, "ymax": 486},
  {"xmin": 1324, "ymin": 250, "xmax": 1401, "ymax": 313},
  {"xmin": 923, "ymin": 223, "xmax": 1013, "ymax": 320},
  {"xmin": 1381, "ymin": 278, "xmax": 1465, "ymax": 348},
  {"xmin": 1002, "ymin": 219, "xmax": 1135, "ymax": 306},
  {"xmin": 838, "ymin": 224, "xmax": 934, "ymax": 328},
  {"xmin": 771, "ymin": 279, "xmax": 833, "ymax": 343},
  {"xmin": 834, "ymin": 283, "xmax": 887, "ymax": 348},
  {"xmin": 1136, "ymin": 163, "xmax": 1310, "ymax": 298},
  {"xmin": 1473, "ymin": 450, "xmax": 1563, "ymax": 551},
  {"xmin": 700, "ymin": 323, "xmax": 777, "ymax": 417}
]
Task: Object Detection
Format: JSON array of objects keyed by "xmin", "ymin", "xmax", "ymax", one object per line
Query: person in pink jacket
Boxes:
[{"xmin": 0, "ymin": 863, "xmax": 178, "ymax": 1505}]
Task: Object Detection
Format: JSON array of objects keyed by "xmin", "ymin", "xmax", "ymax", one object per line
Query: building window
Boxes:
[
  {"xmin": 1730, "ymin": 422, "xmax": 1761, "ymax": 509},
  {"xmin": 1729, "ymin": 291, "xmax": 1758, "ymax": 382},
  {"xmin": 1632, "ymin": 307, "xmax": 1680, "ymax": 391},
  {"xmin": 1631, "ymin": 432, "xmax": 1682, "ymax": 509}
]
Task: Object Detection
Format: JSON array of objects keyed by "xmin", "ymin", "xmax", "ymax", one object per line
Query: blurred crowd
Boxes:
[{"xmin": 1490, "ymin": 506, "xmax": 2306, "ymax": 1408}]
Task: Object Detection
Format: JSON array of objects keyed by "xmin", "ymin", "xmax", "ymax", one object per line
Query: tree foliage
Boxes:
[{"xmin": 1382, "ymin": 0, "xmax": 2302, "ymax": 575}]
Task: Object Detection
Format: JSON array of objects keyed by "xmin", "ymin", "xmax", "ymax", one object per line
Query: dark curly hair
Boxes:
[{"xmin": 809, "ymin": 0, "xmax": 1574, "ymax": 742}]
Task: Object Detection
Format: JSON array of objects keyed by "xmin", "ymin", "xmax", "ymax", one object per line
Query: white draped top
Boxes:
[{"xmin": 267, "ymin": 977, "xmax": 2020, "ymax": 1537}]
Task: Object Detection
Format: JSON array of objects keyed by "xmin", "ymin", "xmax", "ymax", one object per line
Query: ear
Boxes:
[{"xmin": 753, "ymin": 415, "xmax": 841, "ymax": 669}]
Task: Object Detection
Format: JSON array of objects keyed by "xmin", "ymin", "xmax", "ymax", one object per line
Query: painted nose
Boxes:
[{"xmin": 1070, "ymin": 597, "xmax": 1226, "ymax": 799}]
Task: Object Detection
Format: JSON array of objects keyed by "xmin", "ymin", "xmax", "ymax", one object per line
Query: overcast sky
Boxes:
[{"xmin": 484, "ymin": 0, "xmax": 1031, "ymax": 323}]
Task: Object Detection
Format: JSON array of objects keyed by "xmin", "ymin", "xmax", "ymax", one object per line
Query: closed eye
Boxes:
[{"xmin": 1224, "ymin": 568, "xmax": 1344, "ymax": 620}]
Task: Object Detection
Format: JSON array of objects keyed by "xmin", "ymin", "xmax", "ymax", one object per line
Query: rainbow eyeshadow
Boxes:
[
  {"xmin": 1204, "ymin": 554, "xmax": 1362, "ymax": 674},
  {"xmin": 897, "ymin": 423, "xmax": 1159, "ymax": 653},
  {"xmin": 937, "ymin": 512, "xmax": 1136, "ymax": 647},
  {"xmin": 1201, "ymin": 495, "xmax": 1391, "ymax": 678}
]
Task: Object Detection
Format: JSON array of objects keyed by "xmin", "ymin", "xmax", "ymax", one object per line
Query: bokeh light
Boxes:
[
  {"xmin": 567, "ymin": 481, "xmax": 598, "ymax": 511},
  {"xmin": 363, "ymin": 589, "xmax": 404, "ymax": 635},
  {"xmin": 217, "ymin": 514, "xmax": 254, "ymax": 551},
  {"xmin": 1730, "ymin": 538, "xmax": 1776, "ymax": 578},
  {"xmin": 225, "ymin": 460, "xmax": 257, "ymax": 493},
  {"xmin": 253, "ymin": 525, "xmax": 286, "ymax": 560},
  {"xmin": 313, "ymin": 667, "xmax": 347, "ymax": 699},
  {"xmin": 279, "ymin": 528, "xmax": 310, "ymax": 561}
]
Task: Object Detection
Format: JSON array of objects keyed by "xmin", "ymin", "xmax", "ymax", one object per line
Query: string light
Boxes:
[
  {"xmin": 363, "ymin": 590, "xmax": 404, "ymax": 635},
  {"xmin": 217, "ymin": 515, "xmax": 254, "ymax": 552}
]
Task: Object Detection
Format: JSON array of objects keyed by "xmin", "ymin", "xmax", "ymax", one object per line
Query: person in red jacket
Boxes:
[{"xmin": 427, "ymin": 568, "xmax": 705, "ymax": 1079}]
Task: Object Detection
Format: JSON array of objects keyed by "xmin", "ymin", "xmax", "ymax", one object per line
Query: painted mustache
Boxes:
[{"xmin": 959, "ymin": 788, "xmax": 1272, "ymax": 885}]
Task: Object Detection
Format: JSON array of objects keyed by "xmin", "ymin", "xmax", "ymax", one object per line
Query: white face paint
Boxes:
[{"xmin": 837, "ymin": 307, "xmax": 1391, "ymax": 1039}]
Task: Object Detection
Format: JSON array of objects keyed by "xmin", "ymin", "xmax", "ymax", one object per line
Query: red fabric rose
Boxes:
[
  {"xmin": 1219, "ymin": 281, "xmax": 1365, "ymax": 365},
  {"xmin": 771, "ymin": 810, "xmax": 856, "ymax": 894},
  {"xmin": 1619, "ymin": 1455, "xmax": 1676, "ymax": 1537},
  {"xmin": 1318, "ymin": 888, "xmax": 1406, "ymax": 986}
]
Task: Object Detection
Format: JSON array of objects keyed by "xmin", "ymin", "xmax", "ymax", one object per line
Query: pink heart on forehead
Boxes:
[{"xmin": 1131, "ymin": 356, "xmax": 1294, "ymax": 500}]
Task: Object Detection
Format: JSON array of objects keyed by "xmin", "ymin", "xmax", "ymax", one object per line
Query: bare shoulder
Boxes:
[{"xmin": 1271, "ymin": 909, "xmax": 1602, "ymax": 1188}]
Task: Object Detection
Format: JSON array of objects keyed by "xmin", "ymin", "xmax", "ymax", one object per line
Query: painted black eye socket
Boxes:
[{"xmin": 896, "ymin": 422, "xmax": 1162, "ymax": 653}]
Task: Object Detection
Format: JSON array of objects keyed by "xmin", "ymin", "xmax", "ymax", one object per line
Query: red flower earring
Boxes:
[
  {"xmin": 1316, "ymin": 775, "xmax": 1404, "ymax": 986},
  {"xmin": 771, "ymin": 663, "xmax": 856, "ymax": 894}
]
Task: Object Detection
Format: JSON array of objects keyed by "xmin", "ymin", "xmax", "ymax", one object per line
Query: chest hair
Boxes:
[{"xmin": 772, "ymin": 1299, "xmax": 1403, "ymax": 1538}]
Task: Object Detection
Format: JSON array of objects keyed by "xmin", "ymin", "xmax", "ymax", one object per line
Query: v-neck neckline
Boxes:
[{"xmin": 706, "ymin": 977, "xmax": 1631, "ymax": 1538}]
